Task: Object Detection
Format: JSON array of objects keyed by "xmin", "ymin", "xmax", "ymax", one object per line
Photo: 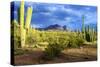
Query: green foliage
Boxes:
[
  {"xmin": 43, "ymin": 32, "xmax": 69, "ymax": 59},
  {"xmin": 45, "ymin": 40, "xmax": 67, "ymax": 58},
  {"xmin": 18, "ymin": 1, "xmax": 33, "ymax": 48},
  {"xmin": 84, "ymin": 25, "xmax": 97, "ymax": 42},
  {"xmin": 12, "ymin": 20, "xmax": 96, "ymax": 49},
  {"xmin": 82, "ymin": 15, "xmax": 85, "ymax": 40},
  {"xmin": 81, "ymin": 15, "xmax": 97, "ymax": 42},
  {"xmin": 11, "ymin": 20, "xmax": 21, "ymax": 49},
  {"xmin": 68, "ymin": 33, "xmax": 84, "ymax": 48},
  {"xmin": 12, "ymin": 16, "xmax": 96, "ymax": 58},
  {"xmin": 26, "ymin": 34, "xmax": 36, "ymax": 45},
  {"xmin": 14, "ymin": 49, "xmax": 31, "ymax": 55},
  {"xmin": 45, "ymin": 43, "xmax": 63, "ymax": 59},
  {"xmin": 25, "ymin": 29, "xmax": 41, "ymax": 48},
  {"xmin": 44, "ymin": 32, "xmax": 84, "ymax": 59},
  {"xmin": 85, "ymin": 32, "xmax": 91, "ymax": 42},
  {"xmin": 14, "ymin": 49, "xmax": 25, "ymax": 55}
]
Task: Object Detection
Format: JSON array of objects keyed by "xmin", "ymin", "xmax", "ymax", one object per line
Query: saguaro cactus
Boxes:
[
  {"xmin": 25, "ymin": 6, "xmax": 33, "ymax": 33},
  {"xmin": 20, "ymin": 1, "xmax": 33, "ymax": 48},
  {"xmin": 20, "ymin": 1, "xmax": 25, "ymax": 48}
]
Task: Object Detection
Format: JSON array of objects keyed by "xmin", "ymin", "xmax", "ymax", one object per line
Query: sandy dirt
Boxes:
[{"xmin": 14, "ymin": 47, "xmax": 97, "ymax": 65}]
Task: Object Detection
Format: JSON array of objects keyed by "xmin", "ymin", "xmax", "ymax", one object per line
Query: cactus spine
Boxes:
[{"xmin": 20, "ymin": 1, "xmax": 33, "ymax": 48}]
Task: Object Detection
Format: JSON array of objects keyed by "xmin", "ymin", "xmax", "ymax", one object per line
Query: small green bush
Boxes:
[
  {"xmin": 44, "ymin": 33, "xmax": 69, "ymax": 59},
  {"xmin": 14, "ymin": 36, "xmax": 21, "ymax": 48},
  {"xmin": 11, "ymin": 20, "xmax": 21, "ymax": 48},
  {"xmin": 67, "ymin": 33, "xmax": 84, "ymax": 48},
  {"xmin": 45, "ymin": 43, "xmax": 62, "ymax": 59}
]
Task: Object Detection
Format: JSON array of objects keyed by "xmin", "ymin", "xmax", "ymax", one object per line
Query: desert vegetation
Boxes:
[{"xmin": 11, "ymin": 1, "xmax": 97, "ymax": 65}]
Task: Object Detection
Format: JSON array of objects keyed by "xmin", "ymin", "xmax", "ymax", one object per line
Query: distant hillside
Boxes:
[
  {"xmin": 35, "ymin": 24, "xmax": 67, "ymax": 31},
  {"xmin": 34, "ymin": 23, "xmax": 97, "ymax": 32},
  {"xmin": 45, "ymin": 24, "xmax": 64, "ymax": 30}
]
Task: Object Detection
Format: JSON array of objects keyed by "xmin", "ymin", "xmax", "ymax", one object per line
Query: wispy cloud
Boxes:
[
  {"xmin": 31, "ymin": 24, "xmax": 44, "ymax": 28},
  {"xmin": 85, "ymin": 12, "xmax": 97, "ymax": 24}
]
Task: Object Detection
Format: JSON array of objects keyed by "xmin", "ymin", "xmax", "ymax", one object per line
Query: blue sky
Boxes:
[{"xmin": 11, "ymin": 1, "xmax": 97, "ymax": 31}]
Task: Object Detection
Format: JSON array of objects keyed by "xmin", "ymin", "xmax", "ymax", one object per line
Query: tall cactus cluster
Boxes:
[
  {"xmin": 20, "ymin": 1, "xmax": 33, "ymax": 48},
  {"xmin": 82, "ymin": 15, "xmax": 96, "ymax": 42}
]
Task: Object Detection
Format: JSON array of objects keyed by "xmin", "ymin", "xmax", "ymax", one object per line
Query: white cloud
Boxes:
[
  {"xmin": 47, "ymin": 5, "xmax": 67, "ymax": 12},
  {"xmin": 40, "ymin": 12, "xmax": 52, "ymax": 16},
  {"xmin": 65, "ymin": 8, "xmax": 83, "ymax": 17},
  {"xmin": 31, "ymin": 24, "xmax": 44, "ymax": 28},
  {"xmin": 48, "ymin": 17, "xmax": 71, "ymax": 26},
  {"xmin": 85, "ymin": 12, "xmax": 97, "ymax": 24},
  {"xmin": 25, "ymin": 2, "xmax": 33, "ymax": 7},
  {"xmin": 47, "ymin": 5, "xmax": 58, "ymax": 11},
  {"xmin": 47, "ymin": 5, "xmax": 83, "ymax": 18},
  {"xmin": 64, "ymin": 17, "xmax": 72, "ymax": 21},
  {"xmin": 85, "ymin": 7, "xmax": 91, "ymax": 11},
  {"xmin": 32, "ymin": 3, "xmax": 97, "ymax": 26},
  {"xmin": 64, "ymin": 17, "xmax": 74, "ymax": 23}
]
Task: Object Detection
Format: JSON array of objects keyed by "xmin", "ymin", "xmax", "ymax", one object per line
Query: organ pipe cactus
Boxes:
[
  {"xmin": 81, "ymin": 15, "xmax": 93, "ymax": 42},
  {"xmin": 85, "ymin": 25, "xmax": 91, "ymax": 42},
  {"xmin": 20, "ymin": 1, "xmax": 33, "ymax": 48},
  {"xmin": 90, "ymin": 27, "xmax": 95, "ymax": 42},
  {"xmin": 82, "ymin": 15, "xmax": 85, "ymax": 39},
  {"xmin": 84, "ymin": 24, "xmax": 96, "ymax": 42}
]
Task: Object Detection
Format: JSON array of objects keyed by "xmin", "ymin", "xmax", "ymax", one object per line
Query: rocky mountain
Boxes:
[{"xmin": 36, "ymin": 24, "xmax": 67, "ymax": 31}]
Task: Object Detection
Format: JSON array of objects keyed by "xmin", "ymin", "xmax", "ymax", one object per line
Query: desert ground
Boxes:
[{"xmin": 14, "ymin": 46, "xmax": 97, "ymax": 65}]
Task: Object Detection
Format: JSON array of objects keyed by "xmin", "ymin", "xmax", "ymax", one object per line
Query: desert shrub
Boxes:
[
  {"xmin": 14, "ymin": 49, "xmax": 25, "ymax": 55},
  {"xmin": 14, "ymin": 49, "xmax": 30, "ymax": 55},
  {"xmin": 11, "ymin": 20, "xmax": 21, "ymax": 49},
  {"xmin": 67, "ymin": 33, "xmax": 84, "ymax": 48},
  {"xmin": 14, "ymin": 36, "xmax": 21, "ymax": 48},
  {"xmin": 26, "ymin": 34, "xmax": 37, "ymax": 45},
  {"xmin": 25, "ymin": 29, "xmax": 41, "ymax": 47},
  {"xmin": 44, "ymin": 32, "xmax": 69, "ymax": 59},
  {"xmin": 45, "ymin": 43, "xmax": 63, "ymax": 59},
  {"xmin": 39, "ymin": 31, "xmax": 47, "ymax": 42}
]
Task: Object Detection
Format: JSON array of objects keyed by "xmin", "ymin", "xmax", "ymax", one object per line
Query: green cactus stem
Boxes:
[
  {"xmin": 20, "ymin": 1, "xmax": 25, "ymax": 47},
  {"xmin": 82, "ymin": 15, "xmax": 85, "ymax": 39},
  {"xmin": 25, "ymin": 6, "xmax": 33, "ymax": 33},
  {"xmin": 19, "ymin": 1, "xmax": 33, "ymax": 48}
]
